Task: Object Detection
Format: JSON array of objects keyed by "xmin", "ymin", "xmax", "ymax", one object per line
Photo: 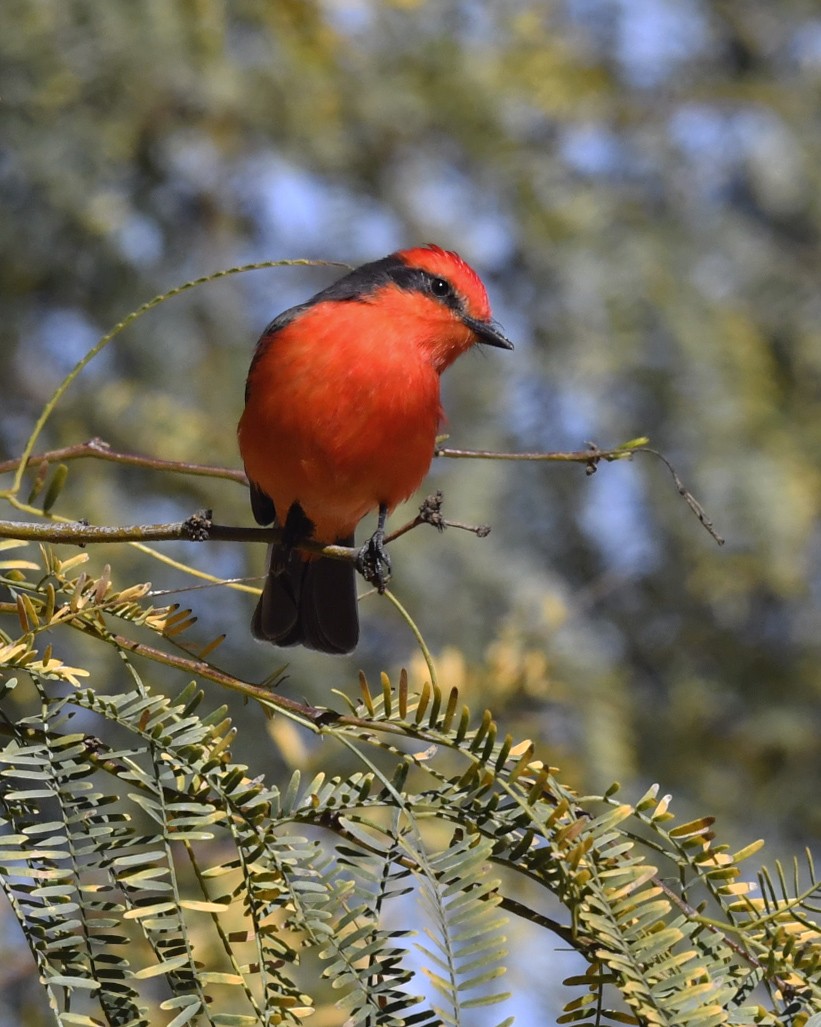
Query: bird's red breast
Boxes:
[{"xmin": 239, "ymin": 296, "xmax": 443, "ymax": 541}]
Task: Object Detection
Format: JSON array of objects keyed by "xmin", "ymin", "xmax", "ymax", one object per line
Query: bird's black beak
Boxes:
[{"xmin": 463, "ymin": 315, "xmax": 514, "ymax": 350}]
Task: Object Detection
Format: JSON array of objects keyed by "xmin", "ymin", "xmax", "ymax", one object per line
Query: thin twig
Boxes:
[
  {"xmin": 1, "ymin": 439, "xmax": 625, "ymax": 482},
  {"xmin": 0, "ymin": 513, "xmax": 404, "ymax": 563},
  {"xmin": 0, "ymin": 515, "xmax": 282, "ymax": 547},
  {"xmin": 0, "ymin": 437, "xmax": 247, "ymax": 483},
  {"xmin": 384, "ymin": 490, "xmax": 490, "ymax": 542},
  {"xmin": 109, "ymin": 632, "xmax": 325, "ymax": 719},
  {"xmin": 652, "ymin": 873, "xmax": 789, "ymax": 992},
  {"xmin": 439, "ymin": 442, "xmax": 725, "ymax": 545},
  {"xmin": 640, "ymin": 447, "xmax": 725, "ymax": 545},
  {"xmin": 436, "ymin": 443, "xmax": 626, "ymax": 465}
]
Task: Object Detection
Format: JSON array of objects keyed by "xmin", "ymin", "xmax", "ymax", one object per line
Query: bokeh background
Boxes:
[{"xmin": 2, "ymin": 2, "xmax": 821, "ymax": 1022}]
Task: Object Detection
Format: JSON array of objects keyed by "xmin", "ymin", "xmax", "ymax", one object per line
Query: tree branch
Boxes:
[
  {"xmin": 436, "ymin": 442, "xmax": 629, "ymax": 467},
  {"xmin": 1, "ymin": 437, "xmax": 640, "ymax": 485},
  {"xmin": 439, "ymin": 441, "xmax": 725, "ymax": 544},
  {"xmin": 0, "ymin": 512, "xmax": 289, "ymax": 548},
  {"xmin": 0, "ymin": 496, "xmax": 489, "ymax": 554},
  {"xmin": 0, "ymin": 437, "xmax": 247, "ymax": 483}
]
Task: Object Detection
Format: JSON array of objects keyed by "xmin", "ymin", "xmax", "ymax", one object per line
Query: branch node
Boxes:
[
  {"xmin": 419, "ymin": 490, "xmax": 446, "ymax": 531},
  {"xmin": 77, "ymin": 518, "xmax": 89, "ymax": 548},
  {"xmin": 184, "ymin": 509, "xmax": 213, "ymax": 542},
  {"xmin": 584, "ymin": 441, "xmax": 602, "ymax": 476}
]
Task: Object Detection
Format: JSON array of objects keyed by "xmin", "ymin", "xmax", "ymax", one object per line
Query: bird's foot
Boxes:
[{"xmin": 356, "ymin": 529, "xmax": 392, "ymax": 593}]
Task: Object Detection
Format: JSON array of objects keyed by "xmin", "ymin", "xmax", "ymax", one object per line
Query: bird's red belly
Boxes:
[{"xmin": 239, "ymin": 354, "xmax": 441, "ymax": 541}]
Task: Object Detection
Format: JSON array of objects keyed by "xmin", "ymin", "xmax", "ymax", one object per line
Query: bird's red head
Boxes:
[
  {"xmin": 365, "ymin": 243, "xmax": 514, "ymax": 372},
  {"xmin": 250, "ymin": 243, "xmax": 512, "ymax": 377}
]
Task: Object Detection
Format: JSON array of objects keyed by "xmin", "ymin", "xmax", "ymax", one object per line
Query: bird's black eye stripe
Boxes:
[{"xmin": 338, "ymin": 260, "xmax": 463, "ymax": 311}]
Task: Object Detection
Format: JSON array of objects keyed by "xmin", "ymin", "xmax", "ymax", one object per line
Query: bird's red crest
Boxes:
[{"xmin": 396, "ymin": 243, "xmax": 492, "ymax": 322}]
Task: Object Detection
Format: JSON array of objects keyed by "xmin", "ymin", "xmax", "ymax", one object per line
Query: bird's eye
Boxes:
[{"xmin": 430, "ymin": 277, "xmax": 452, "ymax": 297}]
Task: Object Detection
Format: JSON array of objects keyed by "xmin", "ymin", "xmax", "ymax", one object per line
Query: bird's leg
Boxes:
[{"xmin": 356, "ymin": 503, "xmax": 392, "ymax": 593}]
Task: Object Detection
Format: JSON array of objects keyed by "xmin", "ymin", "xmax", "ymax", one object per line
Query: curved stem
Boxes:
[{"xmin": 381, "ymin": 588, "xmax": 438, "ymax": 688}]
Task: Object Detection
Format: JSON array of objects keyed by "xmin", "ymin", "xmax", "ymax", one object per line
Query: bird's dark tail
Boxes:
[{"xmin": 251, "ymin": 536, "xmax": 359, "ymax": 654}]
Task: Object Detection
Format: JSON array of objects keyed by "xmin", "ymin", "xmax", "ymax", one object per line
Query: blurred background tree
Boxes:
[{"xmin": 2, "ymin": 1, "xmax": 821, "ymax": 1022}]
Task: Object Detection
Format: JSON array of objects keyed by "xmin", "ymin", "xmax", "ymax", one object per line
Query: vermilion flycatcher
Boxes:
[{"xmin": 238, "ymin": 245, "xmax": 512, "ymax": 654}]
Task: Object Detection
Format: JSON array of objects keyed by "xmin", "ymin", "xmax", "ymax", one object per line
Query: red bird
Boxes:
[{"xmin": 237, "ymin": 244, "xmax": 513, "ymax": 654}]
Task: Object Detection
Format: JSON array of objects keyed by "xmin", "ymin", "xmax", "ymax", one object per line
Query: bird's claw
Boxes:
[{"xmin": 356, "ymin": 530, "xmax": 392, "ymax": 593}]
